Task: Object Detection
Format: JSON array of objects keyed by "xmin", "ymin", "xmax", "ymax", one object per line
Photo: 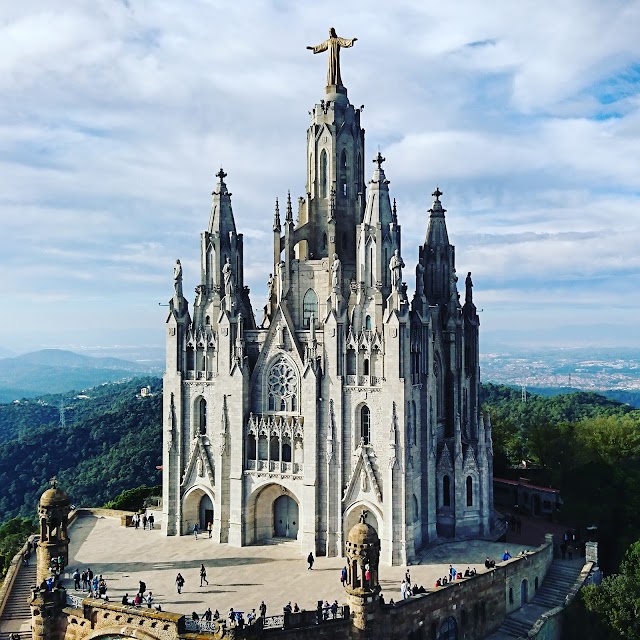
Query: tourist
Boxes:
[
  {"xmin": 283, "ymin": 602, "xmax": 292, "ymax": 614},
  {"xmin": 193, "ymin": 523, "xmax": 199, "ymax": 539},
  {"xmin": 81, "ymin": 569, "xmax": 88, "ymax": 591},
  {"xmin": 330, "ymin": 600, "xmax": 338, "ymax": 618},
  {"xmin": 149, "ymin": 514, "xmax": 155, "ymax": 529},
  {"xmin": 213, "ymin": 609, "xmax": 220, "ymax": 620},
  {"xmin": 236, "ymin": 612, "xmax": 245, "ymax": 629},
  {"xmin": 146, "ymin": 592, "xmax": 154, "ymax": 608},
  {"xmin": 207, "ymin": 521, "xmax": 212, "ymax": 538},
  {"xmin": 98, "ymin": 577, "xmax": 107, "ymax": 598},
  {"xmin": 72, "ymin": 568, "xmax": 80, "ymax": 590},
  {"xmin": 322, "ymin": 600, "xmax": 330, "ymax": 620},
  {"xmin": 293, "ymin": 603, "xmax": 300, "ymax": 613},
  {"xmin": 228, "ymin": 608, "xmax": 235, "ymax": 626},
  {"xmin": 388, "ymin": 598, "xmax": 395, "ymax": 606},
  {"xmin": 247, "ymin": 609, "xmax": 256, "ymax": 624},
  {"xmin": 192, "ymin": 611, "xmax": 199, "ymax": 621},
  {"xmin": 417, "ymin": 585, "xmax": 426, "ymax": 594},
  {"xmin": 259, "ymin": 601, "xmax": 267, "ymax": 618},
  {"xmin": 142, "ymin": 514, "xmax": 148, "ymax": 530},
  {"xmin": 307, "ymin": 551, "xmax": 315, "ymax": 570},
  {"xmin": 139, "ymin": 580, "xmax": 146, "ymax": 595},
  {"xmin": 435, "ymin": 578, "xmax": 442, "ymax": 588},
  {"xmin": 121, "ymin": 593, "xmax": 129, "ymax": 605},
  {"xmin": 134, "ymin": 593, "xmax": 142, "ymax": 607},
  {"xmin": 340, "ymin": 566, "xmax": 347, "ymax": 586},
  {"xmin": 365, "ymin": 566, "xmax": 370, "ymax": 584},
  {"xmin": 401, "ymin": 579, "xmax": 408, "ymax": 600},
  {"xmin": 200, "ymin": 563, "xmax": 209, "ymax": 586},
  {"xmin": 175, "ymin": 572, "xmax": 185, "ymax": 594},
  {"xmin": 203, "ymin": 607, "xmax": 212, "ymax": 621},
  {"xmin": 379, "ymin": 593, "xmax": 385, "ymax": 606},
  {"xmin": 502, "ymin": 550, "xmax": 512, "ymax": 561},
  {"xmin": 405, "ymin": 569, "xmax": 411, "ymax": 584}
]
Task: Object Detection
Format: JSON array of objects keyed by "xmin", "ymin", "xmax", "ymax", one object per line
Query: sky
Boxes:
[{"xmin": 1, "ymin": 0, "xmax": 639, "ymax": 359}]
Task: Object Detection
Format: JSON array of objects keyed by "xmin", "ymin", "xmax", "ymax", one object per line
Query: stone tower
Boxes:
[
  {"xmin": 31, "ymin": 482, "xmax": 70, "ymax": 640},
  {"xmin": 163, "ymin": 31, "xmax": 493, "ymax": 564}
]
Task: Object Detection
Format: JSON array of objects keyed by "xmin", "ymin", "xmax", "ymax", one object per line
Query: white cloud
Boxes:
[{"xmin": 0, "ymin": 0, "xmax": 639, "ymax": 351}]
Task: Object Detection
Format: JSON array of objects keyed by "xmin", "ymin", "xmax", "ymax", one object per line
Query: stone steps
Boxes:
[
  {"xmin": 493, "ymin": 561, "xmax": 583, "ymax": 638},
  {"xmin": 1, "ymin": 565, "xmax": 36, "ymax": 622}
]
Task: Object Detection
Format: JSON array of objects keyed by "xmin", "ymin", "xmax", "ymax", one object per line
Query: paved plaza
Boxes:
[{"xmin": 65, "ymin": 514, "xmax": 532, "ymax": 617}]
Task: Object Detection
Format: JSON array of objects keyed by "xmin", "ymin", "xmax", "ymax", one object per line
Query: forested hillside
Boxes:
[
  {"xmin": 0, "ymin": 377, "xmax": 162, "ymax": 522},
  {"xmin": 482, "ymin": 383, "xmax": 640, "ymax": 574}
]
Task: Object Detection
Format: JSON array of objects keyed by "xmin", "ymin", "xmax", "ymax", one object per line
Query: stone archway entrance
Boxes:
[
  {"xmin": 521, "ymin": 578, "xmax": 528, "ymax": 604},
  {"xmin": 343, "ymin": 505, "xmax": 380, "ymax": 553},
  {"xmin": 182, "ymin": 488, "xmax": 214, "ymax": 534},
  {"xmin": 247, "ymin": 484, "xmax": 301, "ymax": 544},
  {"xmin": 273, "ymin": 495, "xmax": 299, "ymax": 539}
]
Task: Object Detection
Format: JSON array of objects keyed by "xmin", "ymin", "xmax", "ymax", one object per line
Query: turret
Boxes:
[{"xmin": 419, "ymin": 188, "xmax": 456, "ymax": 306}]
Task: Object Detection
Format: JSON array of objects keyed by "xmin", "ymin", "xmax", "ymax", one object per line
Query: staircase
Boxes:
[
  {"xmin": 488, "ymin": 560, "xmax": 584, "ymax": 639},
  {"xmin": 0, "ymin": 563, "xmax": 36, "ymax": 636}
]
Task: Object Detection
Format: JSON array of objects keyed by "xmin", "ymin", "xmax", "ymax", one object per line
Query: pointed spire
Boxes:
[
  {"xmin": 429, "ymin": 186, "xmax": 446, "ymax": 218},
  {"xmin": 208, "ymin": 167, "xmax": 237, "ymax": 236},
  {"xmin": 392, "ymin": 198, "xmax": 398, "ymax": 224},
  {"xmin": 285, "ymin": 190, "xmax": 293, "ymax": 223},
  {"xmin": 374, "ymin": 151, "xmax": 385, "ymax": 169},
  {"xmin": 362, "ymin": 153, "xmax": 392, "ymax": 226},
  {"xmin": 273, "ymin": 198, "xmax": 281, "ymax": 232},
  {"xmin": 213, "ymin": 167, "xmax": 230, "ymax": 196}
]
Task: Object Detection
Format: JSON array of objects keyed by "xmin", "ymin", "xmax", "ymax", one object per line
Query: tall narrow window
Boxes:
[
  {"xmin": 198, "ymin": 398, "xmax": 207, "ymax": 435},
  {"xmin": 360, "ymin": 405, "xmax": 371, "ymax": 445},
  {"xmin": 365, "ymin": 315, "xmax": 372, "ymax": 331},
  {"xmin": 347, "ymin": 349, "xmax": 356, "ymax": 375},
  {"xmin": 363, "ymin": 358, "xmax": 369, "ymax": 375},
  {"xmin": 320, "ymin": 150, "xmax": 328, "ymax": 199},
  {"xmin": 466, "ymin": 476, "xmax": 473, "ymax": 507},
  {"xmin": 443, "ymin": 475, "xmax": 451, "ymax": 507},
  {"xmin": 303, "ymin": 289, "xmax": 318, "ymax": 329},
  {"xmin": 322, "ymin": 232, "xmax": 327, "ymax": 250},
  {"xmin": 341, "ymin": 149, "xmax": 347, "ymax": 169}
]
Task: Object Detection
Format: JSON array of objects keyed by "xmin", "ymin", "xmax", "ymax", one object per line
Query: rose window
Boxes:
[{"xmin": 267, "ymin": 358, "xmax": 298, "ymax": 412}]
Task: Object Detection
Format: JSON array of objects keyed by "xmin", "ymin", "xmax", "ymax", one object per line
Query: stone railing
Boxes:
[
  {"xmin": 345, "ymin": 375, "xmax": 382, "ymax": 387},
  {"xmin": 184, "ymin": 618, "xmax": 220, "ymax": 633},
  {"xmin": 246, "ymin": 460, "xmax": 303, "ymax": 475},
  {"xmin": 263, "ymin": 605, "xmax": 349, "ymax": 631},
  {"xmin": 0, "ymin": 535, "xmax": 36, "ymax": 621},
  {"xmin": 65, "ymin": 593, "xmax": 85, "ymax": 609}
]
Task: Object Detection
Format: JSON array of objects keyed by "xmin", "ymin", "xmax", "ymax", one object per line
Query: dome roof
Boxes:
[
  {"xmin": 347, "ymin": 517, "xmax": 379, "ymax": 547},
  {"xmin": 40, "ymin": 486, "xmax": 70, "ymax": 508}
]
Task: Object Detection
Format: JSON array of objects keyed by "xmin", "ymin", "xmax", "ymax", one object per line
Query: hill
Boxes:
[
  {"xmin": 0, "ymin": 349, "xmax": 161, "ymax": 402},
  {"xmin": 0, "ymin": 377, "xmax": 162, "ymax": 522}
]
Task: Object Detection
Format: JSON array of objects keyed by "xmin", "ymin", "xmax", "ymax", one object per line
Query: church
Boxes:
[{"xmin": 162, "ymin": 30, "xmax": 494, "ymax": 565}]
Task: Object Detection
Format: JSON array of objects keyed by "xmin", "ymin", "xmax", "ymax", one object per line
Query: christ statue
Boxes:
[{"xmin": 307, "ymin": 28, "xmax": 357, "ymax": 88}]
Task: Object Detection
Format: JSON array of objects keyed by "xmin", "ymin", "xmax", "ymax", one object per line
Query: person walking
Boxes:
[
  {"xmin": 340, "ymin": 566, "xmax": 347, "ymax": 587},
  {"xmin": 193, "ymin": 523, "xmax": 199, "ymax": 540},
  {"xmin": 199, "ymin": 564, "xmax": 209, "ymax": 586},
  {"xmin": 149, "ymin": 514, "xmax": 155, "ymax": 529},
  {"xmin": 142, "ymin": 514, "xmax": 148, "ymax": 530},
  {"xmin": 175, "ymin": 573, "xmax": 185, "ymax": 594},
  {"xmin": 259, "ymin": 601, "xmax": 267, "ymax": 619},
  {"xmin": 72, "ymin": 569, "xmax": 80, "ymax": 590},
  {"xmin": 307, "ymin": 552, "xmax": 315, "ymax": 570},
  {"xmin": 207, "ymin": 521, "xmax": 212, "ymax": 539}
]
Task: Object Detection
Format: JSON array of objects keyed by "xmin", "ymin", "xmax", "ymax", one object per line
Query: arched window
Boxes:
[
  {"xmin": 267, "ymin": 356, "xmax": 298, "ymax": 413},
  {"xmin": 363, "ymin": 358, "xmax": 369, "ymax": 375},
  {"xmin": 247, "ymin": 434, "xmax": 256, "ymax": 459},
  {"xmin": 466, "ymin": 476, "xmax": 473, "ymax": 507},
  {"xmin": 340, "ymin": 149, "xmax": 347, "ymax": 169},
  {"xmin": 205, "ymin": 315, "xmax": 211, "ymax": 325},
  {"xmin": 412, "ymin": 400, "xmax": 418, "ymax": 446},
  {"xmin": 356, "ymin": 153, "xmax": 362, "ymax": 182},
  {"xmin": 198, "ymin": 398, "xmax": 207, "ymax": 435},
  {"xmin": 282, "ymin": 439, "xmax": 292, "ymax": 463},
  {"xmin": 187, "ymin": 347, "xmax": 195, "ymax": 370},
  {"xmin": 443, "ymin": 475, "xmax": 451, "ymax": 507},
  {"xmin": 438, "ymin": 616, "xmax": 458, "ymax": 640},
  {"xmin": 270, "ymin": 436, "xmax": 280, "ymax": 461},
  {"xmin": 258, "ymin": 435, "xmax": 268, "ymax": 460},
  {"xmin": 320, "ymin": 150, "xmax": 328, "ymax": 199},
  {"xmin": 365, "ymin": 315, "xmax": 372, "ymax": 330},
  {"xmin": 303, "ymin": 289, "xmax": 318, "ymax": 329},
  {"xmin": 347, "ymin": 349, "xmax": 356, "ymax": 375},
  {"xmin": 360, "ymin": 405, "xmax": 371, "ymax": 445}
]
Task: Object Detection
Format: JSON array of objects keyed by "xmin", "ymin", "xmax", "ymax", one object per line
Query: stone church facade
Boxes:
[{"xmin": 163, "ymin": 40, "xmax": 494, "ymax": 565}]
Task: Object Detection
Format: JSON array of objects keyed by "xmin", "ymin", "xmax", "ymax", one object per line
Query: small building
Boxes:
[{"xmin": 494, "ymin": 477, "xmax": 562, "ymax": 517}]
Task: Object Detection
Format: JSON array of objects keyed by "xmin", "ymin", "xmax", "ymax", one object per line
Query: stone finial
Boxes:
[
  {"xmin": 373, "ymin": 151, "xmax": 385, "ymax": 169},
  {"xmin": 359, "ymin": 509, "xmax": 369, "ymax": 525},
  {"xmin": 432, "ymin": 186, "xmax": 443, "ymax": 201},
  {"xmin": 216, "ymin": 167, "xmax": 228, "ymax": 182}
]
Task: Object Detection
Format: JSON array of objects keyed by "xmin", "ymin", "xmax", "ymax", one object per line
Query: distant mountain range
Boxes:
[{"xmin": 0, "ymin": 349, "xmax": 162, "ymax": 403}]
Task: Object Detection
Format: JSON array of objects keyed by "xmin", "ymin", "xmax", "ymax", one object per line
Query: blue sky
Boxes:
[{"xmin": 1, "ymin": 0, "xmax": 639, "ymax": 358}]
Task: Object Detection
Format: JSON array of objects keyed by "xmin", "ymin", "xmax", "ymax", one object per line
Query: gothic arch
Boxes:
[
  {"xmin": 264, "ymin": 353, "xmax": 299, "ymax": 413},
  {"xmin": 192, "ymin": 395, "xmax": 207, "ymax": 437},
  {"xmin": 182, "ymin": 485, "xmax": 215, "ymax": 535},
  {"xmin": 302, "ymin": 288, "xmax": 318, "ymax": 329},
  {"xmin": 320, "ymin": 149, "xmax": 328, "ymax": 199},
  {"xmin": 245, "ymin": 482, "xmax": 302, "ymax": 545},
  {"xmin": 343, "ymin": 501, "xmax": 382, "ymax": 548}
]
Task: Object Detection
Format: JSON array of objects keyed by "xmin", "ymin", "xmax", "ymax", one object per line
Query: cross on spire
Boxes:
[
  {"xmin": 216, "ymin": 167, "xmax": 228, "ymax": 181},
  {"xmin": 373, "ymin": 151, "xmax": 386, "ymax": 169},
  {"xmin": 359, "ymin": 509, "xmax": 369, "ymax": 524},
  {"xmin": 432, "ymin": 186, "xmax": 443, "ymax": 201}
]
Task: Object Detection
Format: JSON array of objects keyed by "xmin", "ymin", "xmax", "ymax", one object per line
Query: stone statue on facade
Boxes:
[
  {"xmin": 416, "ymin": 260, "xmax": 425, "ymax": 294},
  {"xmin": 331, "ymin": 253, "xmax": 342, "ymax": 290},
  {"xmin": 389, "ymin": 249, "xmax": 405, "ymax": 291},
  {"xmin": 465, "ymin": 271, "xmax": 473, "ymax": 304},
  {"xmin": 173, "ymin": 259, "xmax": 183, "ymax": 298},
  {"xmin": 222, "ymin": 257, "xmax": 235, "ymax": 296},
  {"xmin": 307, "ymin": 28, "xmax": 357, "ymax": 88}
]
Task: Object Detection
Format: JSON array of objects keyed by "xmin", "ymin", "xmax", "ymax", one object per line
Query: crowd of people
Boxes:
[{"xmin": 131, "ymin": 512, "xmax": 155, "ymax": 530}]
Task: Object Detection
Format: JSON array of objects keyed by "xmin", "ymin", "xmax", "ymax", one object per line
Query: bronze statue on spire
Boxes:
[{"xmin": 307, "ymin": 28, "xmax": 357, "ymax": 88}]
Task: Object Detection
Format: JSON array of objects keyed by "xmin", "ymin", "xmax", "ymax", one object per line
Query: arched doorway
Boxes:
[
  {"xmin": 438, "ymin": 616, "xmax": 458, "ymax": 640},
  {"xmin": 182, "ymin": 487, "xmax": 214, "ymax": 535},
  {"xmin": 344, "ymin": 504, "xmax": 380, "ymax": 553},
  {"xmin": 521, "ymin": 578, "xmax": 528, "ymax": 605},
  {"xmin": 273, "ymin": 495, "xmax": 299, "ymax": 539},
  {"xmin": 199, "ymin": 493, "xmax": 214, "ymax": 531}
]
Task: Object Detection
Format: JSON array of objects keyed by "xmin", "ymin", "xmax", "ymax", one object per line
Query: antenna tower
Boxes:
[
  {"xmin": 59, "ymin": 399, "xmax": 66, "ymax": 428},
  {"xmin": 521, "ymin": 385, "xmax": 527, "ymax": 403}
]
